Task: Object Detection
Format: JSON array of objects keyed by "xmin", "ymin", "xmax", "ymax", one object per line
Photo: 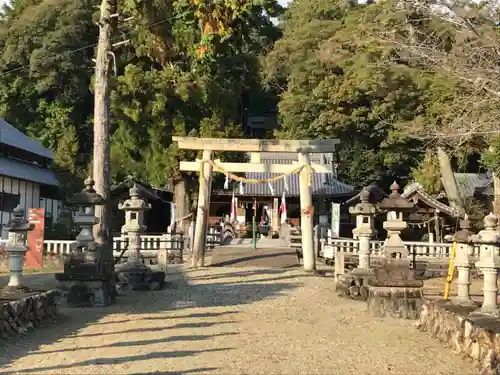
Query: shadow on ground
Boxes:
[{"xmin": 0, "ymin": 265, "xmax": 302, "ymax": 374}]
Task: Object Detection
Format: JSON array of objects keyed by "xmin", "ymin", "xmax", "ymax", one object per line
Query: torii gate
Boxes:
[{"xmin": 173, "ymin": 137, "xmax": 340, "ymax": 271}]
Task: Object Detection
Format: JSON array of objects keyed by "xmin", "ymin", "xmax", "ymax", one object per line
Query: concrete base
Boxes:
[
  {"xmin": 335, "ymin": 269, "xmax": 375, "ymax": 301},
  {"xmin": 367, "ymin": 285, "xmax": 424, "ymax": 319},
  {"xmin": 415, "ymin": 300, "xmax": 500, "ymax": 374},
  {"xmin": 115, "ymin": 262, "xmax": 165, "ymax": 291},
  {"xmin": 0, "ymin": 289, "xmax": 60, "ymax": 339}
]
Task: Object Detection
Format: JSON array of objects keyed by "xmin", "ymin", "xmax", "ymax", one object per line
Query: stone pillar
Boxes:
[
  {"xmin": 192, "ymin": 150, "xmax": 213, "ymax": 267},
  {"xmin": 474, "ymin": 213, "xmax": 500, "ymax": 315},
  {"xmin": 298, "ymin": 152, "xmax": 315, "ymax": 271},
  {"xmin": 453, "ymin": 215, "xmax": 475, "ymax": 305},
  {"xmin": 3, "ymin": 205, "xmax": 34, "ymax": 292},
  {"xmin": 349, "ymin": 189, "xmax": 376, "ymax": 273}
]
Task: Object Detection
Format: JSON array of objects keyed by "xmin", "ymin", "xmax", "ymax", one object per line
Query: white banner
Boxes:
[{"xmin": 331, "ymin": 203, "xmax": 340, "ymax": 238}]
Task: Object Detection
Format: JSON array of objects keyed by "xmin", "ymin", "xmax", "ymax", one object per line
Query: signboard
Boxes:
[
  {"xmin": 26, "ymin": 208, "xmax": 45, "ymax": 269},
  {"xmin": 331, "ymin": 203, "xmax": 340, "ymax": 238}
]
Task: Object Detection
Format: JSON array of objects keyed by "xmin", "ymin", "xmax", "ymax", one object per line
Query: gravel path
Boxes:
[{"xmin": 1, "ymin": 266, "xmax": 474, "ymax": 375}]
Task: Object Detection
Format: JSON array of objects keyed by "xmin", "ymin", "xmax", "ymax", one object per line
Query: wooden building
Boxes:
[
  {"xmin": 209, "ymin": 152, "xmax": 356, "ymax": 233},
  {"xmin": 0, "ymin": 118, "xmax": 59, "ymax": 238}
]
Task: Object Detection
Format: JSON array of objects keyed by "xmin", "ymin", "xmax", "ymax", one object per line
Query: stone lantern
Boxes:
[
  {"xmin": 349, "ymin": 188, "xmax": 376, "ymax": 273},
  {"xmin": 118, "ymin": 184, "xmax": 149, "ymax": 264},
  {"xmin": 453, "ymin": 215, "xmax": 476, "ymax": 305},
  {"xmin": 115, "ymin": 185, "xmax": 165, "ymax": 290},
  {"xmin": 55, "ymin": 177, "xmax": 116, "ymax": 307},
  {"xmin": 377, "ymin": 182, "xmax": 415, "ymax": 259},
  {"xmin": 3, "ymin": 205, "xmax": 34, "ymax": 292},
  {"xmin": 474, "ymin": 213, "xmax": 500, "ymax": 315}
]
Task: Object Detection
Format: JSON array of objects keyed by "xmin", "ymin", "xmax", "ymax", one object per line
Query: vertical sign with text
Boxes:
[
  {"xmin": 26, "ymin": 208, "xmax": 45, "ymax": 269},
  {"xmin": 331, "ymin": 203, "xmax": 340, "ymax": 238}
]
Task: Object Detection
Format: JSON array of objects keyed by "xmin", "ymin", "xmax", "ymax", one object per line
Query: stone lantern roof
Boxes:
[
  {"xmin": 3, "ymin": 205, "xmax": 34, "ymax": 232},
  {"xmin": 349, "ymin": 188, "xmax": 376, "ymax": 216},
  {"xmin": 67, "ymin": 177, "xmax": 105, "ymax": 206},
  {"xmin": 378, "ymin": 182, "xmax": 415, "ymax": 212},
  {"xmin": 118, "ymin": 184, "xmax": 151, "ymax": 212},
  {"xmin": 454, "ymin": 214, "xmax": 472, "ymax": 243}
]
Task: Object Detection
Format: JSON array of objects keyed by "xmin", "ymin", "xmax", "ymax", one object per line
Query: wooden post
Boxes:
[
  {"xmin": 298, "ymin": 152, "xmax": 315, "ymax": 271},
  {"xmin": 92, "ymin": 0, "xmax": 115, "ymax": 245},
  {"xmin": 493, "ymin": 172, "xmax": 500, "ymax": 232},
  {"xmin": 191, "ymin": 150, "xmax": 213, "ymax": 268}
]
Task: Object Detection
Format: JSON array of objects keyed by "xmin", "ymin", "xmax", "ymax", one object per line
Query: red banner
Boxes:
[{"xmin": 26, "ymin": 208, "xmax": 45, "ymax": 269}]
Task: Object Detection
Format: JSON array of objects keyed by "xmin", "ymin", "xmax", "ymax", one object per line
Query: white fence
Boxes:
[
  {"xmin": 322, "ymin": 232, "xmax": 481, "ymax": 261},
  {"xmin": 40, "ymin": 225, "xmax": 222, "ymax": 258}
]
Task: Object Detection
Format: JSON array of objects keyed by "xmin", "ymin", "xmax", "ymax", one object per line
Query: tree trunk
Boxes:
[
  {"xmin": 92, "ymin": 0, "xmax": 113, "ymax": 245},
  {"xmin": 173, "ymin": 176, "xmax": 189, "ymax": 234}
]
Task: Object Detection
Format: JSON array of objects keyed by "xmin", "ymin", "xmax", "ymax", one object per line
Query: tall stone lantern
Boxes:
[
  {"xmin": 453, "ymin": 215, "xmax": 476, "ymax": 305},
  {"xmin": 119, "ymin": 185, "xmax": 149, "ymax": 265},
  {"xmin": 3, "ymin": 205, "xmax": 34, "ymax": 292},
  {"xmin": 349, "ymin": 188, "xmax": 376, "ymax": 273},
  {"xmin": 55, "ymin": 177, "xmax": 116, "ymax": 307},
  {"xmin": 377, "ymin": 182, "xmax": 415, "ymax": 259},
  {"xmin": 115, "ymin": 185, "xmax": 166, "ymax": 290},
  {"xmin": 473, "ymin": 213, "xmax": 500, "ymax": 315}
]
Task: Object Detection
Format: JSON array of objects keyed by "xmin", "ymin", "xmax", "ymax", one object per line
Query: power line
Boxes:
[{"xmin": 0, "ymin": 16, "xmax": 178, "ymax": 78}]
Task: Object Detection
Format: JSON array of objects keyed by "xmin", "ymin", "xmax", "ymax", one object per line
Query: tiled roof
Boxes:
[
  {"xmin": 402, "ymin": 181, "xmax": 459, "ymax": 217},
  {"xmin": 454, "ymin": 173, "xmax": 493, "ymax": 198},
  {"xmin": 0, "ymin": 118, "xmax": 53, "ymax": 159},
  {"xmin": 216, "ymin": 153, "xmax": 355, "ymax": 197},
  {"xmin": 0, "ymin": 157, "xmax": 58, "ymax": 186}
]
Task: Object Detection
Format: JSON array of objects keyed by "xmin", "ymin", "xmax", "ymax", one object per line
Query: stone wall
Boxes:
[
  {"xmin": 1, "ymin": 290, "xmax": 60, "ymax": 339},
  {"xmin": 416, "ymin": 300, "xmax": 500, "ymax": 374}
]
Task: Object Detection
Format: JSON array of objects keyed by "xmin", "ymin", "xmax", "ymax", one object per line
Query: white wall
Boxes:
[{"xmin": 0, "ymin": 176, "xmax": 59, "ymax": 238}]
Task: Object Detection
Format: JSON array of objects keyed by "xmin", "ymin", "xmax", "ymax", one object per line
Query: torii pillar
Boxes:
[{"xmin": 173, "ymin": 137, "xmax": 340, "ymax": 271}]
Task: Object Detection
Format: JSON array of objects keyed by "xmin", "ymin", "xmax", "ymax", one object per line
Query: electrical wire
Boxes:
[{"xmin": 0, "ymin": 15, "xmax": 179, "ymax": 78}]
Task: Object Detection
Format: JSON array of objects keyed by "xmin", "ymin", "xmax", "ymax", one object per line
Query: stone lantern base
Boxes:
[
  {"xmin": 55, "ymin": 273, "xmax": 116, "ymax": 307},
  {"xmin": 115, "ymin": 262, "xmax": 166, "ymax": 291},
  {"xmin": 335, "ymin": 269, "xmax": 376, "ymax": 301}
]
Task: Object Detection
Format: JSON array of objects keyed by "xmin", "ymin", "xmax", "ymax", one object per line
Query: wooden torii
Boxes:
[{"xmin": 173, "ymin": 137, "xmax": 340, "ymax": 271}]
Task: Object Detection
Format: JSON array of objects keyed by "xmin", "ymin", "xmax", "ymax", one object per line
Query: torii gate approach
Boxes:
[{"xmin": 173, "ymin": 137, "xmax": 340, "ymax": 272}]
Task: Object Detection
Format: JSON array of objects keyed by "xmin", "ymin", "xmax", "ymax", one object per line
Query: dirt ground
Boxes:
[{"xmin": 0, "ymin": 265, "xmax": 476, "ymax": 375}]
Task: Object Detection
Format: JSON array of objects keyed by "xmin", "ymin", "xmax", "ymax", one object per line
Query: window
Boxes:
[{"xmin": 0, "ymin": 192, "xmax": 20, "ymax": 212}]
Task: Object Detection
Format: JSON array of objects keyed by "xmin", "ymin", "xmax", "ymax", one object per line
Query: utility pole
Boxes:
[{"xmin": 93, "ymin": 0, "xmax": 117, "ymax": 245}]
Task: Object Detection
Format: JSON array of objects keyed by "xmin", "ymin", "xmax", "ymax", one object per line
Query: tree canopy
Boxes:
[{"xmin": 0, "ymin": 0, "xmax": 497, "ymax": 202}]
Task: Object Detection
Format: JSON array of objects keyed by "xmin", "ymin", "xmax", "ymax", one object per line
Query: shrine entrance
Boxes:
[{"xmin": 173, "ymin": 137, "xmax": 340, "ymax": 271}]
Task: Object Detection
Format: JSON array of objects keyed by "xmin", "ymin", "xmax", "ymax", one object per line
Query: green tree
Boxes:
[{"xmin": 263, "ymin": 0, "xmax": 433, "ymax": 188}]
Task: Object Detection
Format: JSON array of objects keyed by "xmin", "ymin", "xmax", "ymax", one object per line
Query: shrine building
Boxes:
[{"xmin": 208, "ymin": 152, "xmax": 356, "ymax": 231}]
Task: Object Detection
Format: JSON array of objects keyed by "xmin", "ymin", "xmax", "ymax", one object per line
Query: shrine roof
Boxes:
[
  {"xmin": 111, "ymin": 177, "xmax": 172, "ymax": 201},
  {"xmin": 216, "ymin": 153, "xmax": 355, "ymax": 197},
  {"xmin": 402, "ymin": 181, "xmax": 458, "ymax": 217},
  {"xmin": 454, "ymin": 173, "xmax": 493, "ymax": 198}
]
